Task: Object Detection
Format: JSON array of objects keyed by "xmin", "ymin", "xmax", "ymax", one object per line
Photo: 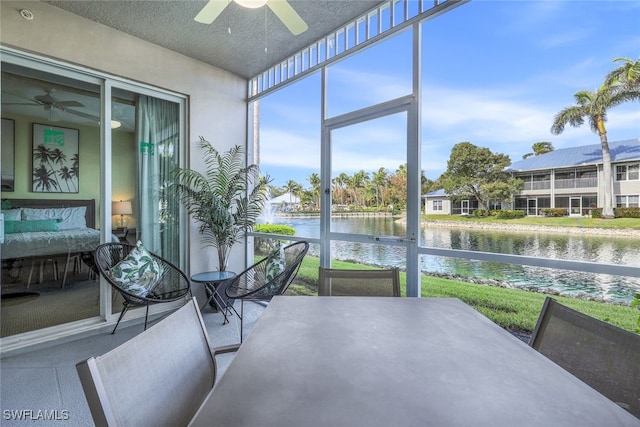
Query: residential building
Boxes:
[
  {"xmin": 507, "ymin": 139, "xmax": 640, "ymax": 216},
  {"xmin": 423, "ymin": 139, "xmax": 640, "ymax": 216}
]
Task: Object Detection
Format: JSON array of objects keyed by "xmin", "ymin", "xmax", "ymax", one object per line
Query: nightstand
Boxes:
[{"xmin": 112, "ymin": 227, "xmax": 136, "ymax": 243}]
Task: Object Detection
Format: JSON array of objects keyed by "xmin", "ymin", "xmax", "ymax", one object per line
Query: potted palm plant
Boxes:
[{"xmin": 172, "ymin": 137, "xmax": 271, "ymax": 272}]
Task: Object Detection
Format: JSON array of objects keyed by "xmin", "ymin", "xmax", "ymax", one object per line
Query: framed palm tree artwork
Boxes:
[{"xmin": 32, "ymin": 123, "xmax": 79, "ymax": 193}]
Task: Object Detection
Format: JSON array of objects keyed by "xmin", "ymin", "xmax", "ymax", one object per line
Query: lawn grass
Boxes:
[
  {"xmin": 285, "ymin": 255, "xmax": 639, "ymax": 335},
  {"xmin": 422, "ymin": 214, "xmax": 640, "ymax": 230}
]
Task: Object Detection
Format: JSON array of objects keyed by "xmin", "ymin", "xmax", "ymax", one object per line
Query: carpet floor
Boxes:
[{"xmin": 0, "ymin": 280, "xmax": 110, "ymax": 337}]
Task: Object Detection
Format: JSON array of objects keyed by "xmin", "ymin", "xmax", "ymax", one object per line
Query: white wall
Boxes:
[{"xmin": 1, "ymin": 1, "xmax": 248, "ymax": 278}]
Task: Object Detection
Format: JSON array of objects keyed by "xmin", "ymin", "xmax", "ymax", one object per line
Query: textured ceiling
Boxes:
[{"xmin": 44, "ymin": 1, "xmax": 383, "ymax": 79}]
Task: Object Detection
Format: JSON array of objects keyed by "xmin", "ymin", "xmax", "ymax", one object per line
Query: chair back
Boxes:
[
  {"xmin": 318, "ymin": 267, "xmax": 401, "ymax": 297},
  {"xmin": 76, "ymin": 299, "xmax": 216, "ymax": 427},
  {"xmin": 225, "ymin": 241, "xmax": 309, "ymax": 301},
  {"xmin": 94, "ymin": 242, "xmax": 190, "ymax": 304},
  {"xmin": 530, "ymin": 297, "xmax": 640, "ymax": 418}
]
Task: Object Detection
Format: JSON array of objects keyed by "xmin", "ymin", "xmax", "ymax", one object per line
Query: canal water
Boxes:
[{"xmin": 277, "ymin": 216, "xmax": 640, "ymax": 302}]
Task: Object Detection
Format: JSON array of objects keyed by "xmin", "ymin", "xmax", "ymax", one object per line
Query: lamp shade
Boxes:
[{"xmin": 112, "ymin": 201, "xmax": 133, "ymax": 216}]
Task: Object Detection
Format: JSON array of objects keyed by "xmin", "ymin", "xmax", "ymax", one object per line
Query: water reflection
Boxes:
[{"xmin": 280, "ymin": 217, "xmax": 640, "ymax": 302}]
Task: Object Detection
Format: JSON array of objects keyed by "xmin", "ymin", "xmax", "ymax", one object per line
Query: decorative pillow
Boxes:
[
  {"xmin": 1, "ymin": 209, "xmax": 21, "ymax": 221},
  {"xmin": 22, "ymin": 207, "xmax": 87, "ymax": 230},
  {"xmin": 264, "ymin": 242, "xmax": 286, "ymax": 282},
  {"xmin": 5, "ymin": 219, "xmax": 59, "ymax": 234},
  {"xmin": 106, "ymin": 241, "xmax": 163, "ymax": 297}
]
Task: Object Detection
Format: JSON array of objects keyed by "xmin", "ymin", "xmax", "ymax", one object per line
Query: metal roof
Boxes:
[{"xmin": 505, "ymin": 139, "xmax": 640, "ymax": 172}]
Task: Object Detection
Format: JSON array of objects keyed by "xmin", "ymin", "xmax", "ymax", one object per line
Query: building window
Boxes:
[
  {"xmin": 616, "ymin": 164, "xmax": 639, "ymax": 181},
  {"xmin": 433, "ymin": 200, "xmax": 442, "ymax": 211},
  {"xmin": 616, "ymin": 195, "xmax": 640, "ymax": 207}
]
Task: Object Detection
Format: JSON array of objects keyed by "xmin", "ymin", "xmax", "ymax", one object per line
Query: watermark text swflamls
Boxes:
[{"xmin": 3, "ymin": 409, "xmax": 70, "ymax": 421}]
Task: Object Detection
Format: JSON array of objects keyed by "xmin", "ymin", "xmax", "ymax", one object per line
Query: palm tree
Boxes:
[
  {"xmin": 605, "ymin": 57, "xmax": 640, "ymax": 90},
  {"xmin": 172, "ymin": 138, "xmax": 271, "ymax": 271},
  {"xmin": 522, "ymin": 141, "xmax": 554, "ymax": 159},
  {"xmin": 50, "ymin": 148, "xmax": 67, "ymax": 165},
  {"xmin": 351, "ymin": 170, "xmax": 370, "ymax": 209},
  {"xmin": 33, "ymin": 164, "xmax": 59, "ymax": 192},
  {"xmin": 551, "ymin": 82, "xmax": 640, "ymax": 218},
  {"xmin": 283, "ymin": 180, "xmax": 302, "ymax": 203},
  {"xmin": 372, "ymin": 167, "xmax": 388, "ymax": 209},
  {"xmin": 334, "ymin": 172, "xmax": 349, "ymax": 205},
  {"xmin": 58, "ymin": 166, "xmax": 76, "ymax": 192},
  {"xmin": 307, "ymin": 173, "xmax": 321, "ymax": 208}
]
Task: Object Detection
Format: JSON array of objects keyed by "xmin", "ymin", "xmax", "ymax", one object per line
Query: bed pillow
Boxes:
[
  {"xmin": 264, "ymin": 242, "xmax": 286, "ymax": 282},
  {"xmin": 106, "ymin": 241, "xmax": 163, "ymax": 297},
  {"xmin": 1, "ymin": 209, "xmax": 21, "ymax": 221},
  {"xmin": 5, "ymin": 219, "xmax": 59, "ymax": 234},
  {"xmin": 22, "ymin": 207, "xmax": 87, "ymax": 230}
]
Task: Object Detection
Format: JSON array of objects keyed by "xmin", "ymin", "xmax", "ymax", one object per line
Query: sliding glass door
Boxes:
[{"xmin": 1, "ymin": 51, "xmax": 186, "ymax": 340}]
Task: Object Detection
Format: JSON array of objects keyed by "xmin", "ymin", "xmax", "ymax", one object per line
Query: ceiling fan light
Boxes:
[{"xmin": 234, "ymin": 0, "xmax": 268, "ymax": 9}]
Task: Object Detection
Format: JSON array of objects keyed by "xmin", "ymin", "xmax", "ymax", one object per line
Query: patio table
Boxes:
[{"xmin": 188, "ymin": 296, "xmax": 640, "ymax": 427}]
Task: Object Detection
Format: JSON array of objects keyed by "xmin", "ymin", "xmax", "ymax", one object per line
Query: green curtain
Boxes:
[{"xmin": 136, "ymin": 95, "xmax": 180, "ymax": 264}]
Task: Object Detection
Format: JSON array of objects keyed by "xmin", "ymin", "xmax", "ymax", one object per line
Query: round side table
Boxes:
[{"xmin": 191, "ymin": 271, "xmax": 236, "ymax": 324}]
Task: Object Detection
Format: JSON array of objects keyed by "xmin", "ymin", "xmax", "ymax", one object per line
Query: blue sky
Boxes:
[{"xmin": 258, "ymin": 0, "xmax": 640, "ymax": 188}]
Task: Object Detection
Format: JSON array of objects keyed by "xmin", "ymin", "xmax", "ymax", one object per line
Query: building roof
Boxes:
[
  {"xmin": 505, "ymin": 138, "xmax": 640, "ymax": 172},
  {"xmin": 423, "ymin": 189, "xmax": 446, "ymax": 198},
  {"xmin": 268, "ymin": 193, "xmax": 300, "ymax": 204}
]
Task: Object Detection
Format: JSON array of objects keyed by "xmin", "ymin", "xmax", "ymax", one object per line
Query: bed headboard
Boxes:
[{"xmin": 2, "ymin": 199, "xmax": 96, "ymax": 228}]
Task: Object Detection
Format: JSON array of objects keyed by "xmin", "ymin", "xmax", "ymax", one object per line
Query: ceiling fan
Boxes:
[
  {"xmin": 1, "ymin": 87, "xmax": 104, "ymax": 124},
  {"xmin": 2, "ymin": 87, "xmax": 85, "ymax": 116},
  {"xmin": 195, "ymin": 0, "xmax": 308, "ymax": 36}
]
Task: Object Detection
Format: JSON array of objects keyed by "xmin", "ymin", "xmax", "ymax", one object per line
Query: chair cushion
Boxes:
[
  {"xmin": 107, "ymin": 241, "xmax": 163, "ymax": 297},
  {"xmin": 264, "ymin": 242, "xmax": 285, "ymax": 282}
]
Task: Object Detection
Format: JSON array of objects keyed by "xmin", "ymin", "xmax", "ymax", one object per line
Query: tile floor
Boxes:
[{"xmin": 0, "ymin": 301, "xmax": 265, "ymax": 426}]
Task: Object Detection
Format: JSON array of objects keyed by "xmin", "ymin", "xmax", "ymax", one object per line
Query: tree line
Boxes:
[{"xmin": 269, "ymin": 166, "xmax": 436, "ymax": 212}]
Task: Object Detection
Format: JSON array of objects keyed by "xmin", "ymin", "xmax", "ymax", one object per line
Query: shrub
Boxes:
[
  {"xmin": 254, "ymin": 224, "xmax": 296, "ymax": 235},
  {"xmin": 494, "ymin": 210, "xmax": 525, "ymax": 219},
  {"xmin": 473, "ymin": 209, "xmax": 488, "ymax": 217},
  {"xmin": 590, "ymin": 207, "xmax": 640, "ymax": 218},
  {"xmin": 540, "ymin": 208, "xmax": 568, "ymax": 217},
  {"xmin": 614, "ymin": 207, "xmax": 640, "ymax": 218},
  {"xmin": 253, "ymin": 224, "xmax": 296, "ymax": 255}
]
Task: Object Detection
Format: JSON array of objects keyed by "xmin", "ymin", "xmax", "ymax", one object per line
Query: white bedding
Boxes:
[{"xmin": 1, "ymin": 228, "xmax": 118, "ymax": 260}]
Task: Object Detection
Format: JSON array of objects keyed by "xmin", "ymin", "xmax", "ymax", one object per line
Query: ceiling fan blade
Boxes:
[
  {"xmin": 34, "ymin": 94, "xmax": 56, "ymax": 104},
  {"xmin": 267, "ymin": 0, "xmax": 308, "ymax": 35},
  {"xmin": 195, "ymin": 0, "xmax": 230, "ymax": 24},
  {"xmin": 1, "ymin": 102, "xmax": 40, "ymax": 106},
  {"xmin": 62, "ymin": 108, "xmax": 99, "ymax": 122},
  {"xmin": 56, "ymin": 100, "xmax": 84, "ymax": 108}
]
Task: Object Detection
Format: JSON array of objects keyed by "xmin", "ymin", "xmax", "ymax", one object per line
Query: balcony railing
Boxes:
[
  {"xmin": 554, "ymin": 178, "xmax": 598, "ymax": 189},
  {"xmin": 521, "ymin": 178, "xmax": 598, "ymax": 191},
  {"xmin": 522, "ymin": 181, "xmax": 551, "ymax": 190}
]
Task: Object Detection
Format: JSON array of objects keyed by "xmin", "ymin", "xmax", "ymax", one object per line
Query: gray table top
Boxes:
[{"xmin": 189, "ymin": 296, "xmax": 640, "ymax": 427}]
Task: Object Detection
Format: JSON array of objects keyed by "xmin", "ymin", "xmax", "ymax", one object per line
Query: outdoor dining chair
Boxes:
[
  {"xmin": 76, "ymin": 298, "xmax": 237, "ymax": 427},
  {"xmin": 318, "ymin": 267, "xmax": 401, "ymax": 297},
  {"xmin": 225, "ymin": 241, "xmax": 309, "ymax": 342},
  {"xmin": 530, "ymin": 296, "xmax": 640, "ymax": 418},
  {"xmin": 94, "ymin": 242, "xmax": 191, "ymax": 333}
]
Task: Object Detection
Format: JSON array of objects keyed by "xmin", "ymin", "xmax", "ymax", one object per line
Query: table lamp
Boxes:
[{"xmin": 112, "ymin": 200, "xmax": 133, "ymax": 228}]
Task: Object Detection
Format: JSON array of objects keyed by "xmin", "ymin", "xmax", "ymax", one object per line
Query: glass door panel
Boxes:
[
  {"xmin": 570, "ymin": 197, "xmax": 581, "ymax": 215},
  {"xmin": 1, "ymin": 64, "xmax": 102, "ymax": 336},
  {"xmin": 328, "ymin": 112, "xmax": 408, "ymax": 269}
]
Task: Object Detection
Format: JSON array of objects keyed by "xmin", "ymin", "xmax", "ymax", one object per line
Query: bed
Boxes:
[{"xmin": 1, "ymin": 199, "xmax": 118, "ymax": 285}]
